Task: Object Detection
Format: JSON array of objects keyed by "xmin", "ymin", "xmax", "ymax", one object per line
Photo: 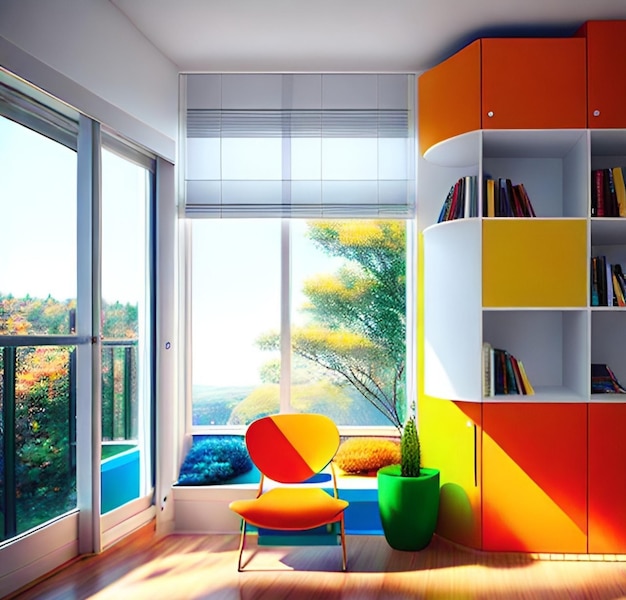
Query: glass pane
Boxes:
[
  {"xmin": 290, "ymin": 220, "xmax": 407, "ymax": 428},
  {"xmin": 191, "ymin": 220, "xmax": 280, "ymax": 426},
  {"xmin": 101, "ymin": 148, "xmax": 151, "ymax": 513},
  {"xmin": 0, "ymin": 116, "xmax": 77, "ymax": 334},
  {"xmin": 0, "ymin": 345, "xmax": 77, "ymax": 541}
]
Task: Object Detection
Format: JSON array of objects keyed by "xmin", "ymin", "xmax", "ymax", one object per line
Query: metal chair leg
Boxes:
[
  {"xmin": 237, "ymin": 520, "xmax": 248, "ymax": 572},
  {"xmin": 340, "ymin": 517, "xmax": 347, "ymax": 571}
]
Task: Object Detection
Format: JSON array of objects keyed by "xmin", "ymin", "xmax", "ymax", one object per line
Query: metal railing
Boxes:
[{"xmin": 0, "ymin": 337, "xmax": 137, "ymax": 541}]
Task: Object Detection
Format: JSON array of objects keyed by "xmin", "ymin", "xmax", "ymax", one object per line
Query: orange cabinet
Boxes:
[
  {"xmin": 576, "ymin": 21, "xmax": 626, "ymax": 128},
  {"xmin": 588, "ymin": 403, "xmax": 626, "ymax": 553},
  {"xmin": 418, "ymin": 38, "xmax": 586, "ymax": 155},
  {"xmin": 482, "ymin": 403, "xmax": 587, "ymax": 553},
  {"xmin": 418, "ymin": 40, "xmax": 481, "ymax": 158}
]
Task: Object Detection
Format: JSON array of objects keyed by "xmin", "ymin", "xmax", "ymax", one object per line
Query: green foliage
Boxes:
[
  {"xmin": 400, "ymin": 417, "xmax": 421, "ymax": 477},
  {"xmin": 0, "ymin": 294, "xmax": 75, "ymax": 335},
  {"xmin": 102, "ymin": 300, "xmax": 139, "ymax": 338},
  {"xmin": 258, "ymin": 221, "xmax": 407, "ymax": 429},
  {"xmin": 0, "ymin": 292, "xmax": 138, "ymax": 536}
]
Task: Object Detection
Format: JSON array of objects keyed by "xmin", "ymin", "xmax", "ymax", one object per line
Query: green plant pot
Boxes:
[{"xmin": 377, "ymin": 464, "xmax": 440, "ymax": 551}]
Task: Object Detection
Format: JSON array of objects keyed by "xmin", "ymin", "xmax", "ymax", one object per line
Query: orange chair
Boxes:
[{"xmin": 229, "ymin": 413, "xmax": 349, "ymax": 571}]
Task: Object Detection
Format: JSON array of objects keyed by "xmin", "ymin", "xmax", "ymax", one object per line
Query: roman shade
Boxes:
[{"xmin": 182, "ymin": 73, "xmax": 415, "ymax": 218}]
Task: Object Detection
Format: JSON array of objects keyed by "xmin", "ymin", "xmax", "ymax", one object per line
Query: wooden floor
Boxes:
[{"xmin": 8, "ymin": 525, "xmax": 626, "ymax": 600}]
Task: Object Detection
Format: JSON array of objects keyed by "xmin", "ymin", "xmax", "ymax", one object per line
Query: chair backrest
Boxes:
[{"xmin": 245, "ymin": 413, "xmax": 340, "ymax": 483}]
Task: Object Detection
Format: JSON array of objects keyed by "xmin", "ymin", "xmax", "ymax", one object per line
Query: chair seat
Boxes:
[{"xmin": 229, "ymin": 487, "xmax": 348, "ymax": 530}]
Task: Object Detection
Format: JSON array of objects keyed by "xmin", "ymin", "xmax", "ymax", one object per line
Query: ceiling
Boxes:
[{"xmin": 110, "ymin": 0, "xmax": 626, "ymax": 73}]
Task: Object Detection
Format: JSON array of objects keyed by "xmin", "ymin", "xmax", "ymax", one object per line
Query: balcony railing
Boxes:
[{"xmin": 0, "ymin": 337, "xmax": 138, "ymax": 541}]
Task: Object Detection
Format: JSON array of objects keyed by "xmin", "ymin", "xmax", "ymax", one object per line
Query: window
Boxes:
[
  {"xmin": 0, "ymin": 108, "xmax": 78, "ymax": 540},
  {"xmin": 100, "ymin": 143, "xmax": 155, "ymax": 513},
  {"xmin": 0, "ymin": 73, "xmax": 157, "ymax": 549},
  {"xmin": 184, "ymin": 73, "xmax": 415, "ymax": 433},
  {"xmin": 191, "ymin": 219, "xmax": 408, "ymax": 430}
]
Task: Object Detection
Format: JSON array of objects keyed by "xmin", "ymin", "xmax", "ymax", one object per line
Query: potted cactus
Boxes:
[{"xmin": 376, "ymin": 416, "xmax": 440, "ymax": 551}]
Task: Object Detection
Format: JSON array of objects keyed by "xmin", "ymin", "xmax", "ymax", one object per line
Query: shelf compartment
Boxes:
[{"xmin": 483, "ymin": 309, "xmax": 588, "ymax": 402}]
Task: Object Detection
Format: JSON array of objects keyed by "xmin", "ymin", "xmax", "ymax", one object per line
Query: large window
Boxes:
[
  {"xmin": 184, "ymin": 73, "xmax": 415, "ymax": 432},
  {"xmin": 191, "ymin": 219, "xmax": 408, "ymax": 430},
  {"xmin": 0, "ymin": 74, "xmax": 157, "ymax": 549},
  {"xmin": 0, "ymin": 111, "xmax": 78, "ymax": 540}
]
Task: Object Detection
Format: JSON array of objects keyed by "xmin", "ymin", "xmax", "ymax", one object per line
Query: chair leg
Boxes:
[
  {"xmin": 237, "ymin": 520, "xmax": 248, "ymax": 572},
  {"xmin": 339, "ymin": 517, "xmax": 347, "ymax": 572}
]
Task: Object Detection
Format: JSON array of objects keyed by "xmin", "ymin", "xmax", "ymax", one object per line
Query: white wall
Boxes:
[{"xmin": 0, "ymin": 0, "xmax": 178, "ymax": 160}]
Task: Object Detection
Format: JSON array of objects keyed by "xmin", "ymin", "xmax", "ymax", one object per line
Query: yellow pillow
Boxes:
[{"xmin": 334, "ymin": 437, "xmax": 401, "ymax": 475}]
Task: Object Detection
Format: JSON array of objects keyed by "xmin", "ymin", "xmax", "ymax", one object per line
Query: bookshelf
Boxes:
[
  {"xmin": 423, "ymin": 129, "xmax": 590, "ymax": 403},
  {"xmin": 418, "ymin": 21, "xmax": 626, "ymax": 555}
]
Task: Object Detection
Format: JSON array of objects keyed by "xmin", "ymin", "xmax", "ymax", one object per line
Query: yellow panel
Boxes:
[{"xmin": 483, "ymin": 219, "xmax": 587, "ymax": 307}]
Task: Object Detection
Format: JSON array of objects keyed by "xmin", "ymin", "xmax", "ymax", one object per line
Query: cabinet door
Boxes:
[
  {"xmin": 481, "ymin": 38, "xmax": 586, "ymax": 130},
  {"xmin": 418, "ymin": 395, "xmax": 482, "ymax": 549},
  {"xmin": 483, "ymin": 403, "xmax": 587, "ymax": 553},
  {"xmin": 482, "ymin": 219, "xmax": 587, "ymax": 308},
  {"xmin": 418, "ymin": 40, "xmax": 481, "ymax": 156},
  {"xmin": 578, "ymin": 21, "xmax": 626, "ymax": 128},
  {"xmin": 588, "ymin": 403, "xmax": 626, "ymax": 553}
]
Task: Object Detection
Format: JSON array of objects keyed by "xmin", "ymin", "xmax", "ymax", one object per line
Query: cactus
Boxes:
[{"xmin": 400, "ymin": 416, "xmax": 421, "ymax": 477}]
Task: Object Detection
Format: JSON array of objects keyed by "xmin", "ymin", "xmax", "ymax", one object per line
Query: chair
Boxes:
[{"xmin": 228, "ymin": 413, "xmax": 349, "ymax": 571}]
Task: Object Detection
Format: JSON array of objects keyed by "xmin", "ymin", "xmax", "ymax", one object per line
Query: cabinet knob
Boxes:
[
  {"xmin": 487, "ymin": 111, "xmax": 494, "ymax": 118},
  {"xmin": 593, "ymin": 109, "xmax": 600, "ymax": 117}
]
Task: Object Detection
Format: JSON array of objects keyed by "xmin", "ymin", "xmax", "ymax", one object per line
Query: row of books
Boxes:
[
  {"xmin": 482, "ymin": 342, "xmax": 535, "ymax": 397},
  {"xmin": 436, "ymin": 176, "xmax": 537, "ymax": 223},
  {"xmin": 484, "ymin": 177, "xmax": 536, "ymax": 218},
  {"xmin": 590, "ymin": 256, "xmax": 626, "ymax": 306},
  {"xmin": 437, "ymin": 176, "xmax": 478, "ymax": 222},
  {"xmin": 591, "ymin": 363, "xmax": 626, "ymax": 394},
  {"xmin": 591, "ymin": 167, "xmax": 626, "ymax": 218}
]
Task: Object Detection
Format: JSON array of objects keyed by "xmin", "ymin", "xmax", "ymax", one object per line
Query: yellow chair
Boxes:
[{"xmin": 229, "ymin": 413, "xmax": 349, "ymax": 571}]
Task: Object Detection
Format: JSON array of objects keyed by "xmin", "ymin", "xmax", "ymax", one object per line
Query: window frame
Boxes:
[{"xmin": 186, "ymin": 217, "xmax": 414, "ymax": 438}]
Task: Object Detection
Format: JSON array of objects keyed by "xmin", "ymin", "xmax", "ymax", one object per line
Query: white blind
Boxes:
[{"xmin": 182, "ymin": 74, "xmax": 415, "ymax": 218}]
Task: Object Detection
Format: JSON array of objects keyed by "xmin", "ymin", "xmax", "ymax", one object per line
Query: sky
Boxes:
[
  {"xmin": 191, "ymin": 219, "xmax": 345, "ymax": 386},
  {"xmin": 0, "ymin": 116, "xmax": 147, "ymax": 306}
]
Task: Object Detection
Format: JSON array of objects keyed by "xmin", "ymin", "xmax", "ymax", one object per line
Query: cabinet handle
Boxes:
[
  {"xmin": 487, "ymin": 111, "xmax": 494, "ymax": 118},
  {"xmin": 593, "ymin": 109, "xmax": 600, "ymax": 117}
]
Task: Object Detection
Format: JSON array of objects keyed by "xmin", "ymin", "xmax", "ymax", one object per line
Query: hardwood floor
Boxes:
[{"xmin": 7, "ymin": 525, "xmax": 626, "ymax": 599}]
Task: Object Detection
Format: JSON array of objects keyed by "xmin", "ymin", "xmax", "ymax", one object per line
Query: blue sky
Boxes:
[{"xmin": 0, "ymin": 116, "xmax": 147, "ymax": 306}]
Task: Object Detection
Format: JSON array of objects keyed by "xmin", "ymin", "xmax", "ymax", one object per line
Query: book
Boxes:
[
  {"xmin": 611, "ymin": 268, "xmax": 625, "ymax": 306},
  {"xmin": 607, "ymin": 261, "xmax": 615, "ymax": 306},
  {"xmin": 488, "ymin": 347, "xmax": 534, "ymax": 396},
  {"xmin": 606, "ymin": 168, "xmax": 619, "ymax": 217},
  {"xmin": 591, "ymin": 363, "xmax": 626, "ymax": 394},
  {"xmin": 517, "ymin": 360, "xmax": 535, "ymax": 395},
  {"xmin": 437, "ymin": 176, "xmax": 479, "ymax": 222},
  {"xmin": 613, "ymin": 166, "xmax": 626, "ymax": 217},
  {"xmin": 613, "ymin": 264, "xmax": 626, "ymax": 306},
  {"xmin": 485, "ymin": 178, "xmax": 495, "ymax": 218},
  {"xmin": 482, "ymin": 342, "xmax": 493, "ymax": 397},
  {"xmin": 593, "ymin": 169, "xmax": 605, "ymax": 217},
  {"xmin": 598, "ymin": 255, "xmax": 607, "ymax": 306},
  {"xmin": 590, "ymin": 256, "xmax": 600, "ymax": 306}
]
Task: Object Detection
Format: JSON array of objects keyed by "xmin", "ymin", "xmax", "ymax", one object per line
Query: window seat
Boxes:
[{"xmin": 172, "ymin": 469, "xmax": 382, "ymax": 535}]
